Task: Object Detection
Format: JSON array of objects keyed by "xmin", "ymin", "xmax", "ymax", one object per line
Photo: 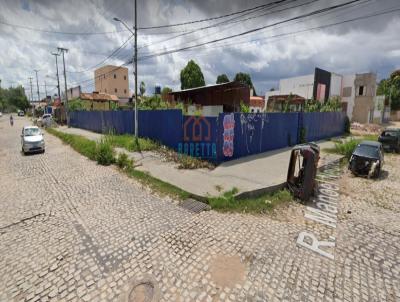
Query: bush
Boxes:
[
  {"xmin": 332, "ymin": 139, "xmax": 361, "ymax": 159},
  {"xmin": 116, "ymin": 152, "xmax": 133, "ymax": 170},
  {"xmin": 208, "ymin": 188, "xmax": 292, "ymax": 213},
  {"xmin": 96, "ymin": 140, "xmax": 115, "ymax": 165},
  {"xmin": 299, "ymin": 127, "xmax": 307, "ymax": 144},
  {"xmin": 344, "ymin": 116, "xmax": 350, "ymax": 134}
]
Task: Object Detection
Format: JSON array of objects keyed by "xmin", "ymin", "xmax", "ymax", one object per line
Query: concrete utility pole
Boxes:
[
  {"xmin": 44, "ymin": 81, "xmax": 48, "ymax": 98},
  {"xmin": 113, "ymin": 0, "xmax": 138, "ymax": 138},
  {"xmin": 28, "ymin": 77, "xmax": 34, "ymax": 117},
  {"xmin": 57, "ymin": 47, "xmax": 69, "ymax": 126},
  {"xmin": 51, "ymin": 52, "xmax": 61, "ymax": 100},
  {"xmin": 134, "ymin": 0, "xmax": 138, "ymax": 138},
  {"xmin": 34, "ymin": 70, "xmax": 40, "ymax": 102}
]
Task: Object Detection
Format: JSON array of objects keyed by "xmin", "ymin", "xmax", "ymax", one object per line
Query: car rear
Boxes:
[{"xmin": 378, "ymin": 129, "xmax": 400, "ymax": 152}]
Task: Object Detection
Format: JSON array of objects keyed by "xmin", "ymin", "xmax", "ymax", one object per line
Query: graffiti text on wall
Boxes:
[{"xmin": 223, "ymin": 113, "xmax": 235, "ymax": 157}]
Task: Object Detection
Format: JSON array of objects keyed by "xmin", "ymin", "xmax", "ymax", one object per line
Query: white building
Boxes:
[{"xmin": 266, "ymin": 67, "xmax": 387, "ymax": 123}]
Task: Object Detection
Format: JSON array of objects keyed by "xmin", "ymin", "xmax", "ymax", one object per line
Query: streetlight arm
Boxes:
[{"xmin": 114, "ymin": 18, "xmax": 135, "ymax": 36}]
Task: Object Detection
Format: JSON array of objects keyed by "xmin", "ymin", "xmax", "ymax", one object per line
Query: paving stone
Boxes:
[{"xmin": 0, "ymin": 118, "xmax": 399, "ymax": 302}]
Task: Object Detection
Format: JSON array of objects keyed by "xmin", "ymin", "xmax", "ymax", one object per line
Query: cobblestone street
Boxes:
[{"xmin": 1, "ymin": 116, "xmax": 399, "ymax": 302}]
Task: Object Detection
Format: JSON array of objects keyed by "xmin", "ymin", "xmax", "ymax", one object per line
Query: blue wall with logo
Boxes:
[{"xmin": 69, "ymin": 110, "xmax": 345, "ymax": 163}]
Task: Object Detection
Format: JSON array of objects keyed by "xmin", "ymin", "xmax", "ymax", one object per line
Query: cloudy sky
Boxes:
[{"xmin": 0, "ymin": 0, "xmax": 399, "ymax": 100}]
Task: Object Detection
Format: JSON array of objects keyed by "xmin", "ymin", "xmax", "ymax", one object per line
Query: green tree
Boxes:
[
  {"xmin": 180, "ymin": 60, "xmax": 205, "ymax": 90},
  {"xmin": 216, "ymin": 74, "xmax": 230, "ymax": 84},
  {"xmin": 161, "ymin": 86, "xmax": 172, "ymax": 100},
  {"xmin": 377, "ymin": 70, "xmax": 400, "ymax": 110},
  {"xmin": 0, "ymin": 85, "xmax": 30, "ymax": 112},
  {"xmin": 139, "ymin": 81, "xmax": 146, "ymax": 96},
  {"xmin": 234, "ymin": 72, "xmax": 257, "ymax": 96},
  {"xmin": 69, "ymin": 98, "xmax": 87, "ymax": 111}
]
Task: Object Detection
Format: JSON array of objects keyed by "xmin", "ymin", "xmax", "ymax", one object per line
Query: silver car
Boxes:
[{"xmin": 21, "ymin": 126, "xmax": 45, "ymax": 154}]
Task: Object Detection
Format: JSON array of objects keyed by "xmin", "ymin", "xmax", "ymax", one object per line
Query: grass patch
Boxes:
[
  {"xmin": 325, "ymin": 134, "xmax": 379, "ymax": 160},
  {"xmin": 158, "ymin": 147, "xmax": 216, "ymax": 169},
  {"xmin": 125, "ymin": 167, "xmax": 191, "ymax": 200},
  {"xmin": 96, "ymin": 139, "xmax": 115, "ymax": 166},
  {"xmin": 104, "ymin": 133, "xmax": 159, "ymax": 152},
  {"xmin": 47, "ymin": 127, "xmax": 97, "ymax": 160},
  {"xmin": 48, "ymin": 127, "xmax": 294, "ymax": 212},
  {"xmin": 47, "ymin": 127, "xmax": 191, "ymax": 200},
  {"xmin": 208, "ymin": 188, "xmax": 293, "ymax": 214}
]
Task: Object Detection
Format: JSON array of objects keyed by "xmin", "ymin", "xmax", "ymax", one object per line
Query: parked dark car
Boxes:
[
  {"xmin": 378, "ymin": 128, "xmax": 400, "ymax": 153},
  {"xmin": 287, "ymin": 142, "xmax": 320, "ymax": 201},
  {"xmin": 348, "ymin": 141, "xmax": 384, "ymax": 178}
]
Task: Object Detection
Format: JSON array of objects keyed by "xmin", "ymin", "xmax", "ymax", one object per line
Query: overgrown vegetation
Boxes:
[
  {"xmin": 377, "ymin": 69, "xmax": 400, "ymax": 110},
  {"xmin": 47, "ymin": 128, "xmax": 97, "ymax": 160},
  {"xmin": 240, "ymin": 101, "xmax": 250, "ymax": 113},
  {"xmin": 0, "ymin": 85, "xmax": 30, "ymax": 113},
  {"xmin": 208, "ymin": 188, "xmax": 292, "ymax": 213},
  {"xmin": 303, "ymin": 97, "xmax": 342, "ymax": 112},
  {"xmin": 68, "ymin": 98, "xmax": 87, "ymax": 111},
  {"xmin": 104, "ymin": 133, "xmax": 159, "ymax": 152},
  {"xmin": 344, "ymin": 116, "xmax": 351, "ymax": 134},
  {"xmin": 325, "ymin": 134, "xmax": 379, "ymax": 159},
  {"xmin": 96, "ymin": 139, "xmax": 115, "ymax": 165},
  {"xmin": 116, "ymin": 152, "xmax": 134, "ymax": 170},
  {"xmin": 48, "ymin": 128, "xmax": 294, "ymax": 213}
]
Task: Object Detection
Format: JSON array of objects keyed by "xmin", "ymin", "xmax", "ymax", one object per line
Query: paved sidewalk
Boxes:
[{"xmin": 57, "ymin": 126, "xmax": 341, "ymax": 197}]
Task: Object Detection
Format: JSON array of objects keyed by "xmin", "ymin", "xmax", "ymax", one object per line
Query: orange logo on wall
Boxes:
[{"xmin": 183, "ymin": 116, "xmax": 211, "ymax": 142}]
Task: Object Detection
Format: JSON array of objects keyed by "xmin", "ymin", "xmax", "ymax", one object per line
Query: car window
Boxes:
[
  {"xmin": 24, "ymin": 128, "xmax": 41, "ymax": 136},
  {"xmin": 355, "ymin": 145, "xmax": 380, "ymax": 158},
  {"xmin": 383, "ymin": 130, "xmax": 398, "ymax": 137}
]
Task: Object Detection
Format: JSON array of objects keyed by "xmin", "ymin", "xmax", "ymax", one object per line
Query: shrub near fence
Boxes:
[{"xmin": 69, "ymin": 110, "xmax": 346, "ymax": 163}]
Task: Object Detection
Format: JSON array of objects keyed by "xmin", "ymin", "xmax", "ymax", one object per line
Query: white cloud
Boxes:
[{"xmin": 0, "ymin": 0, "xmax": 399, "ymax": 98}]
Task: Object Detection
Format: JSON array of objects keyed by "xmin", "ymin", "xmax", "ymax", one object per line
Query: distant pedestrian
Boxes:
[{"xmin": 9, "ymin": 115, "xmax": 13, "ymax": 126}]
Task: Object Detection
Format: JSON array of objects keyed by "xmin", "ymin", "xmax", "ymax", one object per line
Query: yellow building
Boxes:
[{"xmin": 94, "ymin": 65, "xmax": 129, "ymax": 99}]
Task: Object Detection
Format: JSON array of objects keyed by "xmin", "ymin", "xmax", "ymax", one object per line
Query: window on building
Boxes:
[
  {"xmin": 124, "ymin": 75, "xmax": 127, "ymax": 80},
  {"xmin": 358, "ymin": 86, "xmax": 364, "ymax": 96},
  {"xmin": 114, "ymin": 74, "xmax": 116, "ymax": 79},
  {"xmin": 115, "ymin": 88, "xmax": 117, "ymax": 93},
  {"xmin": 124, "ymin": 89, "xmax": 127, "ymax": 94},
  {"xmin": 342, "ymin": 87, "xmax": 352, "ymax": 97}
]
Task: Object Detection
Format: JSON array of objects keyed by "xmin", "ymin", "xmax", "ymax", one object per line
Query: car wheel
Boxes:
[{"xmin": 374, "ymin": 166, "xmax": 381, "ymax": 178}]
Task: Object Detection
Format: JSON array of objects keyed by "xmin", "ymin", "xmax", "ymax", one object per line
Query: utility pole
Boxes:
[
  {"xmin": 34, "ymin": 69, "xmax": 40, "ymax": 102},
  {"xmin": 51, "ymin": 52, "xmax": 61, "ymax": 100},
  {"xmin": 44, "ymin": 81, "xmax": 48, "ymax": 98},
  {"xmin": 134, "ymin": 0, "xmax": 138, "ymax": 139},
  {"xmin": 28, "ymin": 77, "xmax": 34, "ymax": 117},
  {"xmin": 57, "ymin": 47, "xmax": 69, "ymax": 126}
]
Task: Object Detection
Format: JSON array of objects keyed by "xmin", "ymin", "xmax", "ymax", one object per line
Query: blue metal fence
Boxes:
[
  {"xmin": 303, "ymin": 112, "xmax": 346, "ymax": 142},
  {"xmin": 219, "ymin": 112, "xmax": 299, "ymax": 161},
  {"xmin": 69, "ymin": 110, "xmax": 346, "ymax": 162}
]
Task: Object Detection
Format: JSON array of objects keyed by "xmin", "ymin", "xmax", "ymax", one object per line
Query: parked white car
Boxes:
[
  {"xmin": 21, "ymin": 126, "xmax": 45, "ymax": 154},
  {"xmin": 0, "ymin": 112, "xmax": 2, "ymax": 117},
  {"xmin": 37, "ymin": 113, "xmax": 52, "ymax": 127}
]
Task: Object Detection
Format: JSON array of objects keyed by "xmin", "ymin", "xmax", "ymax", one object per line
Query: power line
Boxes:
[
  {"xmin": 0, "ymin": 1, "xmax": 289, "ymax": 36},
  {"xmin": 138, "ymin": 0, "xmax": 304, "ymax": 51},
  {"xmin": 142, "ymin": 5, "xmax": 400, "ymax": 59},
  {"xmin": 138, "ymin": 0, "xmax": 321, "ymax": 52},
  {"xmin": 137, "ymin": 0, "xmax": 291, "ymax": 30},
  {"xmin": 138, "ymin": 0, "xmax": 364, "ymax": 61},
  {"xmin": 66, "ymin": 34, "xmax": 134, "ymax": 73},
  {"xmin": 0, "ymin": 19, "xmax": 127, "ymax": 35}
]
